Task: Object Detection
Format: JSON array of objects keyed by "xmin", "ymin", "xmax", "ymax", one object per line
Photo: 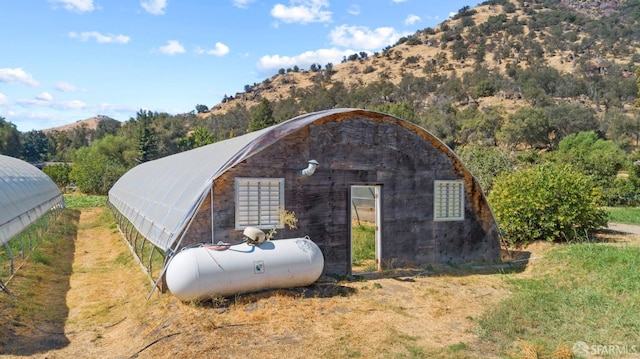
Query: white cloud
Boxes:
[
  {"xmin": 0, "ymin": 93, "xmax": 8, "ymax": 106},
  {"xmin": 36, "ymin": 92, "xmax": 53, "ymax": 101},
  {"xmin": 347, "ymin": 5, "xmax": 360, "ymax": 16},
  {"xmin": 18, "ymin": 97, "xmax": 87, "ymax": 110},
  {"xmin": 233, "ymin": 0, "xmax": 255, "ymax": 9},
  {"xmin": 257, "ymin": 47, "xmax": 356, "ymax": 74},
  {"xmin": 49, "ymin": 0, "xmax": 94, "ymax": 12},
  {"xmin": 391, "ymin": 0, "xmax": 407, "ymax": 3},
  {"xmin": 405, "ymin": 14, "xmax": 421, "ymax": 26},
  {"xmin": 141, "ymin": 0, "xmax": 167, "ymax": 15},
  {"xmin": 271, "ymin": 0, "xmax": 332, "ymax": 24},
  {"xmin": 59, "ymin": 100, "xmax": 87, "ymax": 110},
  {"xmin": 195, "ymin": 42, "xmax": 230, "ymax": 57},
  {"xmin": 55, "ymin": 81, "xmax": 78, "ymax": 92},
  {"xmin": 159, "ymin": 40, "xmax": 185, "ymax": 55},
  {"xmin": 0, "ymin": 68, "xmax": 39, "ymax": 87},
  {"xmin": 329, "ymin": 25, "xmax": 409, "ymax": 50},
  {"xmin": 69, "ymin": 31, "xmax": 130, "ymax": 44}
]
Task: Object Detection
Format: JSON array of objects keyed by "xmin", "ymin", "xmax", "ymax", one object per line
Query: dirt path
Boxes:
[
  {"xmin": 3, "ymin": 208, "xmax": 637, "ymax": 358},
  {"xmin": 608, "ymin": 222, "xmax": 640, "ymax": 235}
]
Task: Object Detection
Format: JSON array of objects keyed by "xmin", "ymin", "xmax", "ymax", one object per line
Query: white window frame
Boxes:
[
  {"xmin": 235, "ymin": 177, "xmax": 285, "ymax": 229},
  {"xmin": 434, "ymin": 180, "xmax": 465, "ymax": 221}
]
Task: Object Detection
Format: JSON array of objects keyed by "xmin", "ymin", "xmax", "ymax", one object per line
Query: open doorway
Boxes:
[{"xmin": 350, "ymin": 185, "xmax": 381, "ymax": 273}]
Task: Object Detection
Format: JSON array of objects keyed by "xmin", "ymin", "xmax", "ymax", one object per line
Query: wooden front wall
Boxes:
[{"xmin": 185, "ymin": 112, "xmax": 501, "ymax": 275}]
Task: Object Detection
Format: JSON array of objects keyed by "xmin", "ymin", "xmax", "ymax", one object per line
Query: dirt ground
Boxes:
[{"xmin": 0, "ymin": 207, "xmax": 638, "ymax": 359}]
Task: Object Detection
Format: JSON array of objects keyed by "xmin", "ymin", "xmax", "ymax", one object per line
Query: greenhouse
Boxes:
[
  {"xmin": 108, "ymin": 108, "xmax": 501, "ymax": 291},
  {"xmin": 0, "ymin": 155, "xmax": 64, "ymax": 296}
]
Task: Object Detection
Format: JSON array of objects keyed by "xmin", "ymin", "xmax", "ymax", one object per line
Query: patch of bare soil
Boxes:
[{"xmin": 2, "ymin": 207, "xmax": 637, "ymax": 358}]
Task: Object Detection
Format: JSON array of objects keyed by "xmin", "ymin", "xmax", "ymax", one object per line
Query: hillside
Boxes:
[
  {"xmin": 41, "ymin": 0, "xmax": 639, "ymax": 149},
  {"xmin": 203, "ymin": 0, "xmax": 639, "ymax": 121},
  {"xmin": 42, "ymin": 115, "xmax": 118, "ymax": 134}
]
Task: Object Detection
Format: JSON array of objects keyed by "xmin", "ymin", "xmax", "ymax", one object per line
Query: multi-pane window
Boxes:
[
  {"xmin": 235, "ymin": 178, "xmax": 284, "ymax": 229},
  {"xmin": 434, "ymin": 180, "xmax": 464, "ymax": 221}
]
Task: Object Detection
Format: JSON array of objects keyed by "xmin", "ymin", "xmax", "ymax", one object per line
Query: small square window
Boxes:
[
  {"xmin": 235, "ymin": 178, "xmax": 284, "ymax": 229},
  {"xmin": 434, "ymin": 180, "xmax": 464, "ymax": 221}
]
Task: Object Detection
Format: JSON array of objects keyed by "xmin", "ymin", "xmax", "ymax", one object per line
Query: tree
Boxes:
[
  {"xmin": 46, "ymin": 130, "xmax": 74, "ymax": 162},
  {"xmin": 635, "ymin": 67, "xmax": 640, "ymax": 109},
  {"xmin": 372, "ymin": 101, "xmax": 418, "ymax": 124},
  {"xmin": 543, "ymin": 103, "xmax": 598, "ymax": 148},
  {"xmin": 552, "ymin": 131, "xmax": 626, "ymax": 191},
  {"xmin": 0, "ymin": 117, "xmax": 21, "ymax": 157},
  {"xmin": 458, "ymin": 106, "xmax": 504, "ymax": 146},
  {"xmin": 21, "ymin": 130, "xmax": 49, "ymax": 163},
  {"xmin": 182, "ymin": 126, "xmax": 215, "ymax": 149},
  {"xmin": 43, "ymin": 163, "xmax": 72, "ymax": 188},
  {"xmin": 149, "ymin": 111, "xmax": 188, "ymax": 158},
  {"xmin": 456, "ymin": 144, "xmax": 514, "ymax": 193},
  {"xmin": 419, "ymin": 102, "xmax": 460, "ymax": 148},
  {"xmin": 248, "ymin": 98, "xmax": 276, "ymax": 132},
  {"xmin": 70, "ymin": 124, "xmax": 92, "ymax": 149},
  {"xmin": 498, "ymin": 107, "xmax": 551, "ymax": 149},
  {"xmin": 606, "ymin": 109, "xmax": 640, "ymax": 148},
  {"xmin": 135, "ymin": 110, "xmax": 158, "ymax": 163},
  {"xmin": 95, "ymin": 117, "xmax": 122, "ymax": 139},
  {"xmin": 70, "ymin": 135, "xmax": 135, "ymax": 194},
  {"xmin": 195, "ymin": 104, "xmax": 209, "ymax": 113}
]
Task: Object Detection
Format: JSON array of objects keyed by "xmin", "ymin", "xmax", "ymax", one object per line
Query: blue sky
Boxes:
[{"xmin": 0, "ymin": 0, "xmax": 482, "ymax": 132}]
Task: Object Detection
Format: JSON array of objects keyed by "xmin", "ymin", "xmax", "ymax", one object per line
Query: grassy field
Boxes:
[
  {"xmin": 478, "ymin": 243, "xmax": 640, "ymax": 358},
  {"xmin": 607, "ymin": 206, "xmax": 640, "ymax": 225}
]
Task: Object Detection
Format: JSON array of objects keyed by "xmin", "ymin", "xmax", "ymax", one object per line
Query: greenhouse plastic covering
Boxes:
[
  {"xmin": 0, "ymin": 155, "xmax": 64, "ymax": 246},
  {"xmin": 108, "ymin": 108, "xmax": 359, "ymax": 252}
]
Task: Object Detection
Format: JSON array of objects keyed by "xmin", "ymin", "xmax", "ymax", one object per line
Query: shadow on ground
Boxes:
[{"xmin": 0, "ymin": 208, "xmax": 79, "ymax": 356}]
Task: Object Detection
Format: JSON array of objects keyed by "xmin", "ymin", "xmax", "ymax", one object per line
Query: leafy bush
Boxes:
[
  {"xmin": 43, "ymin": 163, "xmax": 71, "ymax": 188},
  {"xmin": 604, "ymin": 175, "xmax": 640, "ymax": 207},
  {"xmin": 70, "ymin": 135, "xmax": 134, "ymax": 195},
  {"xmin": 488, "ymin": 164, "xmax": 607, "ymax": 247},
  {"xmin": 362, "ymin": 65, "xmax": 376, "ymax": 74},
  {"xmin": 554, "ymin": 131, "xmax": 626, "ymax": 182}
]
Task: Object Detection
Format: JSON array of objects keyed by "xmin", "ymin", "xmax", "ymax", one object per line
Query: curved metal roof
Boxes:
[
  {"xmin": 0, "ymin": 155, "xmax": 64, "ymax": 245},
  {"xmin": 108, "ymin": 108, "xmax": 469, "ymax": 252}
]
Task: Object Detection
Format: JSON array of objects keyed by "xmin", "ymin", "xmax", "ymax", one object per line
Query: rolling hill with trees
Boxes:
[{"xmin": 1, "ymin": 0, "xmax": 639, "ymax": 210}]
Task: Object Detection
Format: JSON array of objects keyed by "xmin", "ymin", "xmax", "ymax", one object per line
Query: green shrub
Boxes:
[
  {"xmin": 488, "ymin": 164, "xmax": 607, "ymax": 247},
  {"xmin": 43, "ymin": 163, "xmax": 71, "ymax": 188}
]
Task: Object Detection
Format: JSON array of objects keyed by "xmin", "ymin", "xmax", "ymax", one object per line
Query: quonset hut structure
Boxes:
[
  {"xmin": 0, "ymin": 155, "xmax": 64, "ymax": 296},
  {"xmin": 108, "ymin": 108, "xmax": 501, "ymax": 284}
]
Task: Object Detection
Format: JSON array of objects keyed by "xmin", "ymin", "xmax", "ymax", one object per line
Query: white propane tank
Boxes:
[{"xmin": 165, "ymin": 237, "xmax": 324, "ymax": 301}]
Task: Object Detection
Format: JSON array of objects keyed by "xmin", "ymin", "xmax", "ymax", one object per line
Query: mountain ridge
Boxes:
[
  {"xmin": 49, "ymin": 0, "xmax": 639, "ymax": 132},
  {"xmin": 201, "ymin": 0, "xmax": 638, "ymax": 119}
]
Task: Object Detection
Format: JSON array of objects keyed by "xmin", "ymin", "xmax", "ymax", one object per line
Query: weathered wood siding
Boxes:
[{"xmin": 186, "ymin": 111, "xmax": 500, "ymax": 275}]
